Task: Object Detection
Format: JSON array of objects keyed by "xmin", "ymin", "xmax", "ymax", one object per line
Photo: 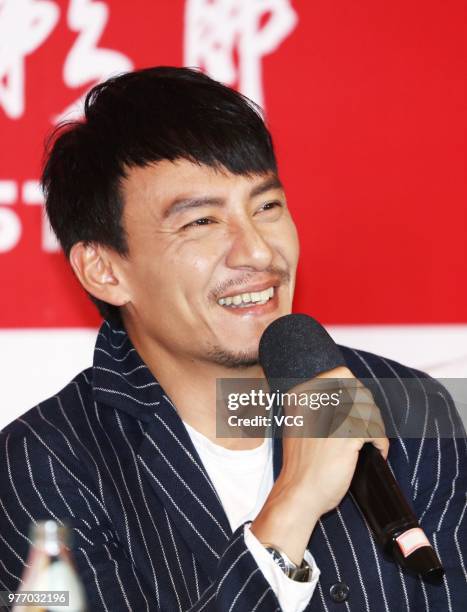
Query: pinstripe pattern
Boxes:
[{"xmin": 0, "ymin": 321, "xmax": 466, "ymax": 610}]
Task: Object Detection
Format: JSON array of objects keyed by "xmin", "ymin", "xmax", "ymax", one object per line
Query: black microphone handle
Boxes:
[{"xmin": 350, "ymin": 443, "xmax": 444, "ymax": 582}]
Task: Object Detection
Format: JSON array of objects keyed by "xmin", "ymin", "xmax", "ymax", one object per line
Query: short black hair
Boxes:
[{"xmin": 42, "ymin": 66, "xmax": 278, "ymax": 323}]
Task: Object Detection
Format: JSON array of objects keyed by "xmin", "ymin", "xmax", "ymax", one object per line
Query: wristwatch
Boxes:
[{"xmin": 264, "ymin": 545, "xmax": 311, "ymax": 582}]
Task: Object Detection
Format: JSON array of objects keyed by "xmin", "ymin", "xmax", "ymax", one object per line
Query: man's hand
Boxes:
[{"xmin": 250, "ymin": 367, "xmax": 389, "ymax": 565}]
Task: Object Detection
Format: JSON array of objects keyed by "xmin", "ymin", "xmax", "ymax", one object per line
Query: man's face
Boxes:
[{"xmin": 118, "ymin": 159, "xmax": 299, "ymax": 368}]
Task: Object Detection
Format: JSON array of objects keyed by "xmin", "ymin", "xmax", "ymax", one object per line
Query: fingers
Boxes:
[
  {"xmin": 322, "ymin": 383, "xmax": 389, "ymax": 460},
  {"xmin": 329, "ymin": 399, "xmax": 386, "ymax": 435},
  {"xmin": 280, "ymin": 377, "xmax": 389, "ymax": 461},
  {"xmin": 368, "ymin": 435, "xmax": 390, "ymax": 460}
]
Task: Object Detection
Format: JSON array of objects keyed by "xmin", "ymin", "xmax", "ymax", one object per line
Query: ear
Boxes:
[{"xmin": 69, "ymin": 242, "xmax": 130, "ymax": 307}]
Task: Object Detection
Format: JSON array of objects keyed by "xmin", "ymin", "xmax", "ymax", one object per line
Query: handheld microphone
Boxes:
[{"xmin": 259, "ymin": 313, "xmax": 444, "ymax": 582}]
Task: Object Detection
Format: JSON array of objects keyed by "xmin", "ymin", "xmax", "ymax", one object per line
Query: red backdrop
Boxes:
[{"xmin": 1, "ymin": 0, "xmax": 466, "ymax": 327}]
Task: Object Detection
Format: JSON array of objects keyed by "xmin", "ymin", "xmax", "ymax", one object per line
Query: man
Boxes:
[{"xmin": 0, "ymin": 67, "xmax": 465, "ymax": 611}]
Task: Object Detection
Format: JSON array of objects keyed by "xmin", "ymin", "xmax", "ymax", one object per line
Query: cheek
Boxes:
[
  {"xmin": 274, "ymin": 216, "xmax": 300, "ymax": 266},
  {"xmin": 180, "ymin": 235, "xmax": 220, "ymax": 273},
  {"xmin": 189, "ymin": 253, "xmax": 216, "ymax": 275},
  {"xmin": 160, "ymin": 242, "xmax": 222, "ymax": 303},
  {"xmin": 123, "ymin": 250, "xmax": 172, "ymax": 305}
]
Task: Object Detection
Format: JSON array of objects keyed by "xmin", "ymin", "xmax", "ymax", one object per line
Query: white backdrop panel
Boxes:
[{"xmin": 1, "ymin": 326, "xmax": 466, "ymax": 431}]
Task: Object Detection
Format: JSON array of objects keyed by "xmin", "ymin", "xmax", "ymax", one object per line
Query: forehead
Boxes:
[{"xmin": 120, "ymin": 159, "xmax": 280, "ymax": 221}]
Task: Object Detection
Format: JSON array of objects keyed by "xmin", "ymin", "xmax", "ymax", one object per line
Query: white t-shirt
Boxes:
[{"xmin": 184, "ymin": 422, "xmax": 320, "ymax": 612}]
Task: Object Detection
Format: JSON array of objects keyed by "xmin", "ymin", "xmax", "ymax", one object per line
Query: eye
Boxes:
[
  {"xmin": 257, "ymin": 201, "xmax": 283, "ymax": 213},
  {"xmin": 181, "ymin": 217, "xmax": 215, "ymax": 230}
]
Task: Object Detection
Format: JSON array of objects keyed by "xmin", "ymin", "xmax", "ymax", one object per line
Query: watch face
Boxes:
[{"xmin": 265, "ymin": 547, "xmax": 287, "ymax": 574}]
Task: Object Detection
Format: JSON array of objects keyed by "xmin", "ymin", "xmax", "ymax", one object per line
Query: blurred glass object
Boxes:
[{"xmin": 13, "ymin": 520, "xmax": 87, "ymax": 612}]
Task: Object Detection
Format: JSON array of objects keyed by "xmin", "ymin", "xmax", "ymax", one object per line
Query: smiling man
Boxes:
[{"xmin": 0, "ymin": 67, "xmax": 465, "ymax": 612}]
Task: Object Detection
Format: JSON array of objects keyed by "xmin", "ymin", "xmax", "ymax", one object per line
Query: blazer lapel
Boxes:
[{"xmin": 136, "ymin": 396, "xmax": 233, "ymax": 580}]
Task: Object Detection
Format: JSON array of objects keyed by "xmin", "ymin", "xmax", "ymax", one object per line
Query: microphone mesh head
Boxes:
[{"xmin": 259, "ymin": 313, "xmax": 346, "ymax": 386}]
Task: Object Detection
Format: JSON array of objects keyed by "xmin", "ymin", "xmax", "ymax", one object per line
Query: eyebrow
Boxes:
[{"xmin": 162, "ymin": 175, "xmax": 284, "ymax": 219}]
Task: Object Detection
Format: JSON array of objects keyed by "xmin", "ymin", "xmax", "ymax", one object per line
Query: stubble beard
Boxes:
[{"xmin": 205, "ymin": 345, "xmax": 259, "ymax": 369}]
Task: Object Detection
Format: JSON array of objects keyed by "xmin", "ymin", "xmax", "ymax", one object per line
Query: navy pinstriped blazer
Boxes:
[{"xmin": 1, "ymin": 320, "xmax": 466, "ymax": 611}]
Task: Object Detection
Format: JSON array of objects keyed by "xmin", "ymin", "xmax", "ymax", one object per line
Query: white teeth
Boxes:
[{"xmin": 217, "ymin": 286, "xmax": 275, "ymax": 307}]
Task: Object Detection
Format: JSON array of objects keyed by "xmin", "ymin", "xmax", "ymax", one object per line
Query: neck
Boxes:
[{"xmin": 125, "ymin": 324, "xmax": 265, "ymax": 450}]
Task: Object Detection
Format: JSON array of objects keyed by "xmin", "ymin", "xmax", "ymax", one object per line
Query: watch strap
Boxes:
[{"xmin": 264, "ymin": 545, "xmax": 311, "ymax": 582}]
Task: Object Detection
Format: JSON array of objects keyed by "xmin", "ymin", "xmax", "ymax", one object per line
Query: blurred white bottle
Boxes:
[{"xmin": 13, "ymin": 520, "xmax": 87, "ymax": 612}]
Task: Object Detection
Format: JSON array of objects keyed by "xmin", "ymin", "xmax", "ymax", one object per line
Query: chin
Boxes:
[{"xmin": 205, "ymin": 343, "xmax": 259, "ymax": 369}]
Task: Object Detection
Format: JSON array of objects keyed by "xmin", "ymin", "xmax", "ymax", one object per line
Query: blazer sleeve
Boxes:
[{"xmin": 0, "ymin": 424, "xmax": 283, "ymax": 611}]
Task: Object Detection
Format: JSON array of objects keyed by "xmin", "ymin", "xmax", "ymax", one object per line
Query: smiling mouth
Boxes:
[{"xmin": 217, "ymin": 286, "xmax": 275, "ymax": 308}]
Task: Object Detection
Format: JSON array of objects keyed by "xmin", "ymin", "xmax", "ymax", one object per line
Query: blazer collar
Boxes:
[{"xmin": 92, "ymin": 319, "xmax": 161, "ymax": 421}]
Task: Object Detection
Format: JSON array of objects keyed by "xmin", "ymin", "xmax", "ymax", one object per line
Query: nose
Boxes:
[{"xmin": 225, "ymin": 217, "xmax": 274, "ymax": 271}]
